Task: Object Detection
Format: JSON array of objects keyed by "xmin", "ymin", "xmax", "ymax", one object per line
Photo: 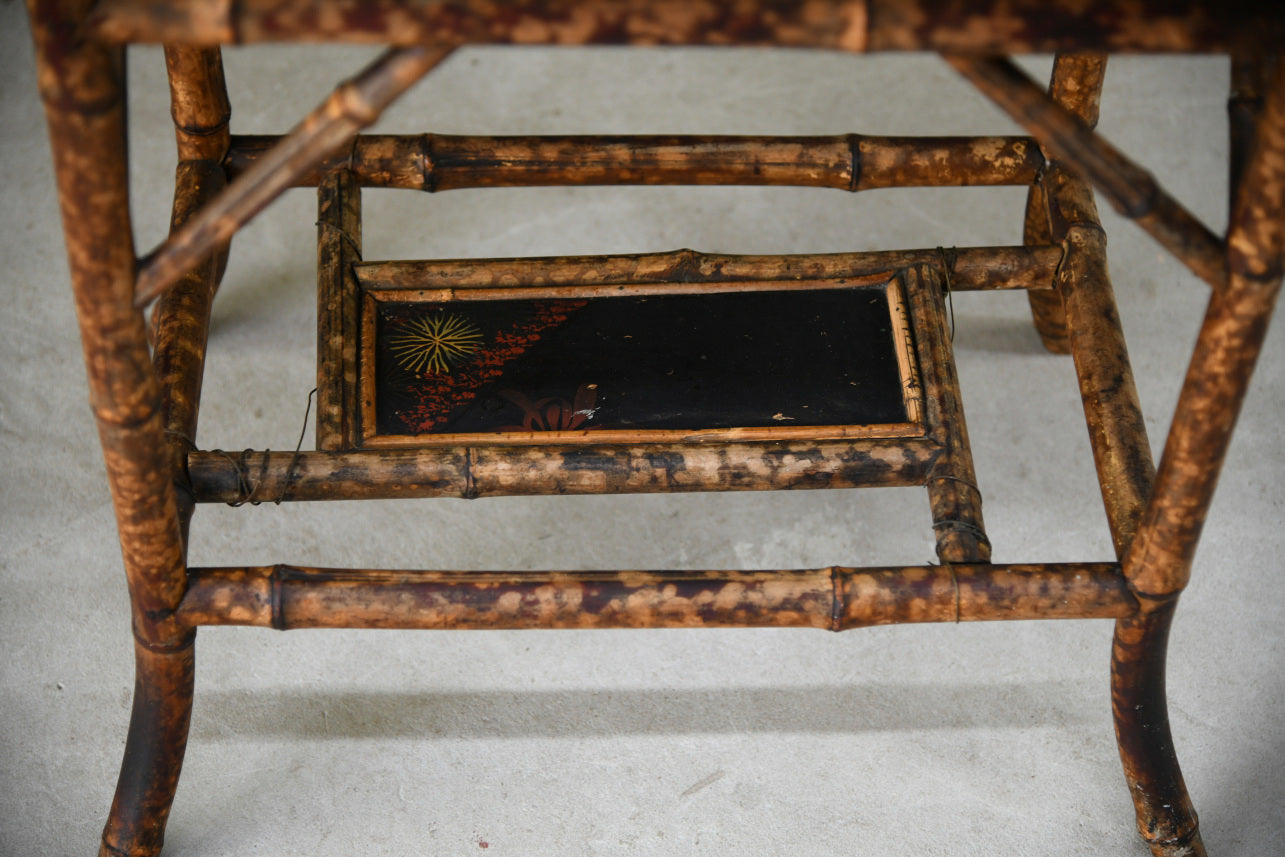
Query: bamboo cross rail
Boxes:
[
  {"xmin": 224, "ymin": 133, "xmax": 1043, "ymax": 191},
  {"xmin": 186, "ymin": 437, "xmax": 943, "ymax": 504},
  {"xmin": 133, "ymin": 46, "xmax": 447, "ymax": 308},
  {"xmin": 355, "ymin": 246, "xmax": 1062, "ymax": 294},
  {"xmin": 946, "ymin": 55, "xmax": 1228, "ymax": 291},
  {"xmin": 177, "ymin": 563, "xmax": 1135, "ymax": 631}
]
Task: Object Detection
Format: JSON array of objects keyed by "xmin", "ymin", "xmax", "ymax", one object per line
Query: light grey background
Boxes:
[{"xmin": 2, "ymin": 6, "xmax": 1282, "ymax": 855}]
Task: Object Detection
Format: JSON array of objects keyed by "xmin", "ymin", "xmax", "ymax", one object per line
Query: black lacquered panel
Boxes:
[{"xmin": 370, "ymin": 286, "xmax": 910, "ymax": 439}]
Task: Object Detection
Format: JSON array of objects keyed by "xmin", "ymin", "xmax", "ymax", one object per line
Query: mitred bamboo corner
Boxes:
[{"xmin": 24, "ymin": 2, "xmax": 1285, "ymax": 856}]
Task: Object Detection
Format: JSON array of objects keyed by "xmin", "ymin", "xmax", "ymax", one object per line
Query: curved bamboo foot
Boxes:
[
  {"xmin": 99, "ymin": 635, "xmax": 196, "ymax": 857},
  {"xmin": 1112, "ymin": 603, "xmax": 1206, "ymax": 857}
]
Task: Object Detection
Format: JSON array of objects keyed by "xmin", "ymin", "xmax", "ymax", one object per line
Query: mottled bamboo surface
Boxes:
[{"xmin": 4, "ymin": 27, "xmax": 1283, "ymax": 857}]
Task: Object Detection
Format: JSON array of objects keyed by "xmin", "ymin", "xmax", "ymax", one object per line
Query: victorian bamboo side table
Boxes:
[{"xmin": 26, "ymin": 2, "xmax": 1285, "ymax": 856}]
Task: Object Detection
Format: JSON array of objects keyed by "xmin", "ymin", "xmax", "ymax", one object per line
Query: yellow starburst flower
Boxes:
[{"xmin": 389, "ymin": 312, "xmax": 484, "ymax": 374}]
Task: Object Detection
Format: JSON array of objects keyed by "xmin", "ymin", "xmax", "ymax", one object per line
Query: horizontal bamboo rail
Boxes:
[
  {"xmin": 133, "ymin": 46, "xmax": 447, "ymax": 309},
  {"xmin": 187, "ymin": 437, "xmax": 941, "ymax": 503},
  {"xmin": 86, "ymin": 0, "xmax": 1285, "ymax": 54},
  {"xmin": 356, "ymin": 245, "xmax": 1061, "ymax": 294},
  {"xmin": 224, "ymin": 133, "xmax": 1043, "ymax": 191},
  {"xmin": 177, "ymin": 563, "xmax": 1135, "ymax": 631},
  {"xmin": 946, "ymin": 55, "xmax": 1228, "ymax": 292}
]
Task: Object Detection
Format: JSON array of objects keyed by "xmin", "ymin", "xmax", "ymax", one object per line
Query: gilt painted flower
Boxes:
[{"xmin": 389, "ymin": 311, "xmax": 484, "ymax": 374}]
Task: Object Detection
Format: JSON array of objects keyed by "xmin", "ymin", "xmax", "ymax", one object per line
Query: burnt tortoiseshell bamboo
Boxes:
[
  {"xmin": 316, "ymin": 170, "xmax": 363, "ymax": 450},
  {"xmin": 29, "ymin": 1, "xmax": 1285, "ymax": 855},
  {"xmin": 186, "ymin": 438, "xmax": 943, "ymax": 503},
  {"xmin": 355, "ymin": 246, "xmax": 1061, "ymax": 294},
  {"xmin": 1024, "ymin": 52, "xmax": 1108, "ymax": 354},
  {"xmin": 1045, "ymin": 165, "xmax": 1156, "ymax": 559},
  {"xmin": 947, "ymin": 54, "xmax": 1228, "ymax": 292},
  {"xmin": 177, "ymin": 563, "xmax": 1133, "ymax": 630},
  {"xmin": 133, "ymin": 46, "xmax": 448, "ymax": 309},
  {"xmin": 86, "ymin": 0, "xmax": 1285, "ymax": 55},
  {"xmin": 904, "ymin": 263, "xmax": 990, "ymax": 563},
  {"xmin": 1126, "ymin": 61, "xmax": 1285, "ymax": 602},
  {"xmin": 224, "ymin": 133, "xmax": 1043, "ymax": 191}
]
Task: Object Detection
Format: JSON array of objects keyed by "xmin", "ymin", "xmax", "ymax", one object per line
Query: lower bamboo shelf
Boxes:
[{"xmin": 361, "ymin": 277, "xmax": 925, "ymax": 446}]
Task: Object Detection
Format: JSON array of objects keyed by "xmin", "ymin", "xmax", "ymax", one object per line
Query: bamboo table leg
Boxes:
[{"xmin": 26, "ymin": 3, "xmax": 195, "ymax": 855}]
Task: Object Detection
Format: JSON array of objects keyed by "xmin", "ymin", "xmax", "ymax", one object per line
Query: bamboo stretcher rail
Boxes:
[
  {"xmin": 132, "ymin": 46, "xmax": 447, "ymax": 309},
  {"xmin": 356, "ymin": 245, "xmax": 1061, "ymax": 294},
  {"xmin": 224, "ymin": 133, "xmax": 1043, "ymax": 191},
  {"xmin": 186, "ymin": 438, "xmax": 941, "ymax": 504},
  {"xmin": 85, "ymin": 0, "xmax": 1285, "ymax": 54},
  {"xmin": 1124, "ymin": 62, "xmax": 1285, "ymax": 602},
  {"xmin": 177, "ymin": 563, "xmax": 1134, "ymax": 631},
  {"xmin": 946, "ymin": 55, "xmax": 1229, "ymax": 292},
  {"xmin": 1045, "ymin": 165, "xmax": 1156, "ymax": 560}
]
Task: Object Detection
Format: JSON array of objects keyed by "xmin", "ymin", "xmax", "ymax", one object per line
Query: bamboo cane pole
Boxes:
[
  {"xmin": 946, "ymin": 55, "xmax": 1228, "ymax": 292},
  {"xmin": 1109, "ymin": 60, "xmax": 1285, "ymax": 857},
  {"xmin": 1110, "ymin": 603, "xmax": 1206, "ymax": 857},
  {"xmin": 99, "ymin": 640, "xmax": 195, "ymax": 857},
  {"xmin": 1044, "ymin": 165, "xmax": 1156, "ymax": 560},
  {"xmin": 1124, "ymin": 62, "xmax": 1285, "ymax": 601},
  {"xmin": 27, "ymin": 0, "xmax": 187, "ymax": 650},
  {"xmin": 355, "ymin": 246, "xmax": 1061, "ymax": 294},
  {"xmin": 162, "ymin": 46, "xmax": 230, "ymax": 162},
  {"xmin": 151, "ymin": 160, "xmax": 225, "ymax": 542},
  {"xmin": 903, "ymin": 264, "xmax": 990, "ymax": 562},
  {"xmin": 186, "ymin": 437, "xmax": 941, "ymax": 503},
  {"xmin": 133, "ymin": 46, "xmax": 448, "ymax": 309},
  {"xmin": 152, "ymin": 48, "xmax": 233, "ymax": 545},
  {"xmin": 1025, "ymin": 52, "xmax": 1107, "ymax": 354},
  {"xmin": 223, "ymin": 133, "xmax": 1043, "ymax": 191},
  {"xmin": 85, "ymin": 0, "xmax": 1285, "ymax": 55},
  {"xmin": 316, "ymin": 170, "xmax": 362, "ymax": 450},
  {"xmin": 26, "ymin": 4, "xmax": 196, "ymax": 857},
  {"xmin": 177, "ymin": 563, "xmax": 1133, "ymax": 630}
]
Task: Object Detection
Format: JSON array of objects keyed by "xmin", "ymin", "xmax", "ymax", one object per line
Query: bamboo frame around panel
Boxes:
[
  {"xmin": 186, "ymin": 435, "xmax": 942, "ymax": 504},
  {"xmin": 355, "ymin": 275, "xmax": 925, "ymax": 449},
  {"xmin": 86, "ymin": 0, "xmax": 1285, "ymax": 55},
  {"xmin": 177, "ymin": 563, "xmax": 1134, "ymax": 631},
  {"xmin": 355, "ymin": 246, "xmax": 1062, "ymax": 294},
  {"xmin": 133, "ymin": 46, "xmax": 448, "ymax": 309},
  {"xmin": 316, "ymin": 170, "xmax": 362, "ymax": 450},
  {"xmin": 946, "ymin": 55, "xmax": 1228, "ymax": 292},
  {"xmin": 224, "ymin": 133, "xmax": 1043, "ymax": 191},
  {"xmin": 903, "ymin": 264, "xmax": 990, "ymax": 563}
]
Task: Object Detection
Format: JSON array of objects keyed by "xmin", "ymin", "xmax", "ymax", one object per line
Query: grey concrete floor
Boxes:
[{"xmin": 2, "ymin": 7, "xmax": 1283, "ymax": 856}]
